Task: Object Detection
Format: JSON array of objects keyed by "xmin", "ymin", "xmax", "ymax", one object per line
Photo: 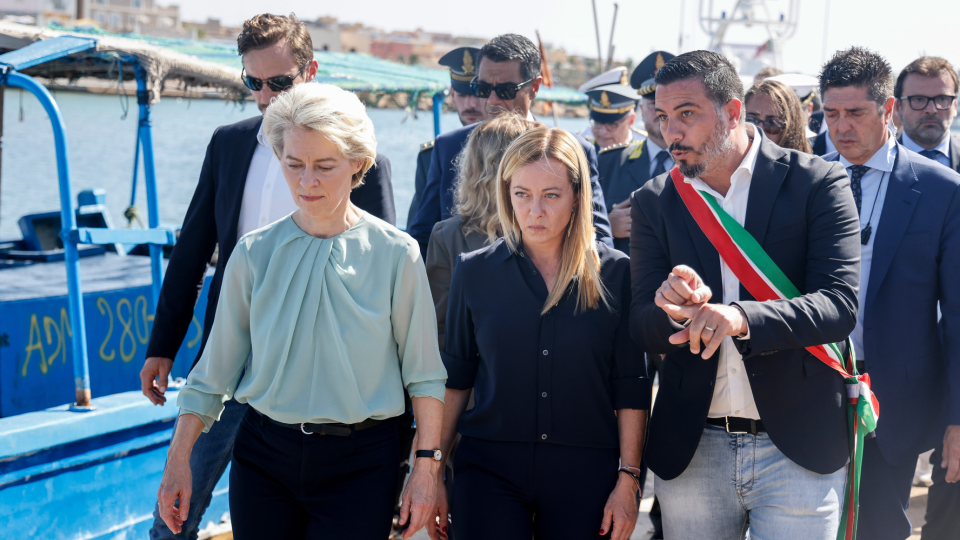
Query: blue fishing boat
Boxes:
[{"xmin": 0, "ymin": 21, "xmax": 588, "ymax": 539}]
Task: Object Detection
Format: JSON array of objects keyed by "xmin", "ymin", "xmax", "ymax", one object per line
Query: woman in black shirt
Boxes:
[{"xmin": 434, "ymin": 126, "xmax": 650, "ymax": 540}]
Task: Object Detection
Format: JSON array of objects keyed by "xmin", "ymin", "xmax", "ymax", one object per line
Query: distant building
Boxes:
[
  {"xmin": 0, "ymin": 0, "xmax": 74, "ymax": 27},
  {"xmin": 82, "ymin": 0, "xmax": 181, "ymax": 36},
  {"xmin": 305, "ymin": 17, "xmax": 340, "ymax": 52},
  {"xmin": 339, "ymin": 22, "xmax": 375, "ymax": 54}
]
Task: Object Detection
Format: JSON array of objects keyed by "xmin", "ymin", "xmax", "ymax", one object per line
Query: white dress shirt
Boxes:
[
  {"xmin": 645, "ymin": 138, "xmax": 675, "ymax": 178},
  {"xmin": 683, "ymin": 125, "xmax": 763, "ymax": 420},
  {"xmin": 236, "ymin": 122, "xmax": 299, "ymax": 241},
  {"xmin": 902, "ymin": 130, "xmax": 951, "ymax": 169},
  {"xmin": 840, "ymin": 135, "xmax": 897, "ymax": 360}
]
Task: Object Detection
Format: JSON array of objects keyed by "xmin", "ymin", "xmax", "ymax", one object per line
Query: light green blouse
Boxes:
[{"xmin": 178, "ymin": 213, "xmax": 447, "ymax": 432}]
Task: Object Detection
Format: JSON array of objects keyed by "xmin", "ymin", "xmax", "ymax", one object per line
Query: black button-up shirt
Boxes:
[{"xmin": 442, "ymin": 239, "xmax": 650, "ymax": 449}]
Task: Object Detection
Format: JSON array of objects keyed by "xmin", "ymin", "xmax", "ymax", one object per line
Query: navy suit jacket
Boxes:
[
  {"xmin": 146, "ymin": 115, "xmax": 396, "ymax": 366},
  {"xmin": 630, "ymin": 137, "xmax": 861, "ymax": 479},
  {"xmin": 407, "ymin": 122, "xmax": 613, "ymax": 254},
  {"xmin": 824, "ymin": 143, "xmax": 960, "ymax": 464},
  {"xmin": 599, "ymin": 139, "xmax": 657, "ymax": 252}
]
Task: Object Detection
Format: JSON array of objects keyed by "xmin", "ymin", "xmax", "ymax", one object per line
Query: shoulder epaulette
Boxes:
[
  {"xmin": 598, "ymin": 142, "xmax": 630, "ymax": 155},
  {"xmin": 628, "ymin": 139, "xmax": 646, "ymax": 160},
  {"xmin": 419, "ymin": 140, "xmax": 435, "ymax": 152},
  {"xmin": 631, "ymin": 126, "xmax": 649, "ymax": 137}
]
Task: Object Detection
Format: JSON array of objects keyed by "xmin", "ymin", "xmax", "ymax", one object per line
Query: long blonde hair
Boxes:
[
  {"xmin": 497, "ymin": 126, "xmax": 608, "ymax": 315},
  {"xmin": 455, "ymin": 113, "xmax": 536, "ymax": 243}
]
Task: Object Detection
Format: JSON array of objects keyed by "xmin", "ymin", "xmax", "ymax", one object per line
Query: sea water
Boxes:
[{"xmin": 0, "ymin": 89, "xmax": 588, "ymax": 239}]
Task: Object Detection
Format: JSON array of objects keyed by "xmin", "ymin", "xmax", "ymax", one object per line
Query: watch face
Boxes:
[{"xmin": 433, "ymin": 449, "xmax": 442, "ymax": 461}]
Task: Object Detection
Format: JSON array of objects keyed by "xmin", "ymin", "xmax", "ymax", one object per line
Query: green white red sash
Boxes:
[{"xmin": 669, "ymin": 167, "xmax": 879, "ymax": 540}]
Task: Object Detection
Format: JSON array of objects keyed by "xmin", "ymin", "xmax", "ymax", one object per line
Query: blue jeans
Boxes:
[
  {"xmin": 656, "ymin": 424, "xmax": 847, "ymax": 540},
  {"xmin": 149, "ymin": 399, "xmax": 248, "ymax": 540}
]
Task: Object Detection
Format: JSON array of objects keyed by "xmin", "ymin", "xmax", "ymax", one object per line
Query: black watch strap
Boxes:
[{"xmin": 415, "ymin": 449, "xmax": 441, "ymax": 461}]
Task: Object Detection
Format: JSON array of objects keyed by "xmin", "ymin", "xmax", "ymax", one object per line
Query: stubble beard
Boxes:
[{"xmin": 675, "ymin": 120, "xmax": 734, "ymax": 179}]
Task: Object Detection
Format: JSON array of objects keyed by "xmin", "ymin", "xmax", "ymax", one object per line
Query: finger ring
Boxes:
[{"xmin": 704, "ymin": 326, "xmax": 715, "ymax": 332}]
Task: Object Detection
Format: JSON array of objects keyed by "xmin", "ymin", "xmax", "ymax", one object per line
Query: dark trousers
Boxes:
[
  {"xmin": 858, "ymin": 438, "xmax": 918, "ymax": 540},
  {"xmin": 230, "ymin": 408, "xmax": 400, "ymax": 540},
  {"xmin": 452, "ymin": 436, "xmax": 619, "ymax": 540},
  {"xmin": 921, "ymin": 447, "xmax": 960, "ymax": 539}
]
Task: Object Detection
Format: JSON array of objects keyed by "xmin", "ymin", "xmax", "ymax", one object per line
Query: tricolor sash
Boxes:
[{"xmin": 669, "ymin": 167, "xmax": 879, "ymax": 540}]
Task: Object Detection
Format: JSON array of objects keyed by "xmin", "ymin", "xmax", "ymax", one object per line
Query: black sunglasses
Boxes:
[
  {"xmin": 470, "ymin": 77, "xmax": 534, "ymax": 100},
  {"xmin": 900, "ymin": 94, "xmax": 957, "ymax": 111},
  {"xmin": 745, "ymin": 115, "xmax": 786, "ymax": 136},
  {"xmin": 242, "ymin": 63, "xmax": 308, "ymax": 92}
]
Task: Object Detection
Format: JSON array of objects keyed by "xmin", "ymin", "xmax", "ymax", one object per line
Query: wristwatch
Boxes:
[{"xmin": 415, "ymin": 449, "xmax": 442, "ymax": 461}]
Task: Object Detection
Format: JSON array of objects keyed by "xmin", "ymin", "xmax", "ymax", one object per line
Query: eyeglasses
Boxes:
[
  {"xmin": 242, "ymin": 63, "xmax": 308, "ymax": 92},
  {"xmin": 745, "ymin": 115, "xmax": 786, "ymax": 136},
  {"xmin": 900, "ymin": 94, "xmax": 957, "ymax": 111},
  {"xmin": 589, "ymin": 116, "xmax": 631, "ymax": 132},
  {"xmin": 470, "ymin": 77, "xmax": 535, "ymax": 100}
]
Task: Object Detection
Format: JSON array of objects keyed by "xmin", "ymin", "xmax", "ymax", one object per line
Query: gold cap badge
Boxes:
[{"xmin": 462, "ymin": 49, "xmax": 475, "ymax": 75}]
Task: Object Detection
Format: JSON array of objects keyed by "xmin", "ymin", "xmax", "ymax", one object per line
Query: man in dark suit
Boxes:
[
  {"xmin": 138, "ymin": 14, "xmax": 395, "ymax": 540},
  {"xmin": 819, "ymin": 47, "xmax": 960, "ymax": 540},
  {"xmin": 892, "ymin": 55, "xmax": 960, "ymax": 540},
  {"xmin": 630, "ymin": 51, "xmax": 860, "ymax": 539},
  {"xmin": 405, "ymin": 47, "xmax": 485, "ymax": 228},
  {"xmin": 406, "ymin": 33, "xmax": 612, "ymax": 255}
]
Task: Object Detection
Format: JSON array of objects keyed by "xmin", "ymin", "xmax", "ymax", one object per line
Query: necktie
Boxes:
[
  {"xmin": 652, "ymin": 151, "xmax": 671, "ymax": 178},
  {"xmin": 920, "ymin": 149, "xmax": 941, "ymax": 162},
  {"xmin": 848, "ymin": 165, "xmax": 868, "ymax": 215}
]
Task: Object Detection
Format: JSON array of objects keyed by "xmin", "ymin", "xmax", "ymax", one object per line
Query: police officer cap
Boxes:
[
  {"xmin": 630, "ymin": 51, "xmax": 676, "ymax": 97},
  {"xmin": 580, "ymin": 67, "xmax": 641, "ymax": 124},
  {"xmin": 439, "ymin": 47, "xmax": 481, "ymax": 95}
]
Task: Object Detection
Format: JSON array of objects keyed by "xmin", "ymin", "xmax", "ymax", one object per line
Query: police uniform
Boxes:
[{"xmin": 405, "ymin": 47, "xmax": 480, "ymax": 227}]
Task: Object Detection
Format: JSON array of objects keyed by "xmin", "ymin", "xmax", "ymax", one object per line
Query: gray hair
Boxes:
[{"xmin": 263, "ymin": 83, "xmax": 377, "ymax": 187}]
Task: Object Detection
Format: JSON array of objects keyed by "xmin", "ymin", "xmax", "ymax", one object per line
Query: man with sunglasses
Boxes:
[
  {"xmin": 820, "ymin": 47, "xmax": 960, "ymax": 540},
  {"xmin": 406, "ymin": 47, "xmax": 485, "ymax": 227},
  {"xmin": 892, "ymin": 56, "xmax": 960, "ymax": 540},
  {"xmin": 140, "ymin": 14, "xmax": 396, "ymax": 540},
  {"xmin": 406, "ymin": 33, "xmax": 612, "ymax": 255}
]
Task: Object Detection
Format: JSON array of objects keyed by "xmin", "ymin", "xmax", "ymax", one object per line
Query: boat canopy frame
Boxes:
[{"xmin": 0, "ymin": 36, "xmax": 183, "ymax": 409}]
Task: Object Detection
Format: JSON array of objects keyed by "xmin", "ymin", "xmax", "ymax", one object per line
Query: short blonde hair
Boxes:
[
  {"xmin": 454, "ymin": 113, "xmax": 537, "ymax": 243},
  {"xmin": 497, "ymin": 126, "xmax": 608, "ymax": 315},
  {"xmin": 263, "ymin": 83, "xmax": 377, "ymax": 187}
]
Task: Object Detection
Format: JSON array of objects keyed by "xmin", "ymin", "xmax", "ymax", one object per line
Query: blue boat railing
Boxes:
[{"xmin": 0, "ymin": 37, "xmax": 175, "ymax": 409}]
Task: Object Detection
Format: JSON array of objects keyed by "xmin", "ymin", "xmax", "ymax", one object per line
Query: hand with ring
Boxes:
[{"xmin": 664, "ymin": 302, "xmax": 749, "ymax": 359}]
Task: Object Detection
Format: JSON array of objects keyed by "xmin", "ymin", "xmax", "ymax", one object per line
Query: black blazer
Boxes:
[
  {"xmin": 146, "ymin": 115, "xmax": 395, "ymax": 365},
  {"xmin": 629, "ymin": 137, "xmax": 861, "ymax": 479}
]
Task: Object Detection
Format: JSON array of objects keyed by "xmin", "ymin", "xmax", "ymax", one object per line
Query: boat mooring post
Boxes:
[
  {"xmin": 1, "ymin": 71, "xmax": 92, "ymax": 408},
  {"xmin": 432, "ymin": 91, "xmax": 445, "ymax": 138},
  {"xmin": 134, "ymin": 64, "xmax": 164, "ymax": 308}
]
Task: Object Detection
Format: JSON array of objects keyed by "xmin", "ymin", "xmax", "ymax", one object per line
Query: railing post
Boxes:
[
  {"xmin": 2, "ymin": 71, "xmax": 92, "ymax": 408},
  {"xmin": 134, "ymin": 64, "xmax": 163, "ymax": 309},
  {"xmin": 432, "ymin": 91, "xmax": 446, "ymax": 138}
]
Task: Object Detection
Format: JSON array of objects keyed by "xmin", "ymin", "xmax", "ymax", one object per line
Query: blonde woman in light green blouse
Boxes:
[{"xmin": 157, "ymin": 83, "xmax": 446, "ymax": 540}]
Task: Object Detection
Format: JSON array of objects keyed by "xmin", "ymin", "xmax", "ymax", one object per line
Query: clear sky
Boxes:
[{"xmin": 177, "ymin": 0, "xmax": 960, "ymax": 77}]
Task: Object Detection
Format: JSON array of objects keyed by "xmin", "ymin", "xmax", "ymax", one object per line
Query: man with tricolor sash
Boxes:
[
  {"xmin": 818, "ymin": 47, "xmax": 960, "ymax": 540},
  {"xmin": 629, "ymin": 50, "xmax": 870, "ymax": 539}
]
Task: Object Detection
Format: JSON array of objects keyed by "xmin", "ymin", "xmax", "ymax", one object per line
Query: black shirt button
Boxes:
[
  {"xmin": 541, "ymin": 434, "xmax": 548, "ymax": 440},
  {"xmin": 542, "ymin": 350, "xmax": 549, "ymax": 355},
  {"xmin": 541, "ymin": 392, "xmax": 547, "ymax": 397}
]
